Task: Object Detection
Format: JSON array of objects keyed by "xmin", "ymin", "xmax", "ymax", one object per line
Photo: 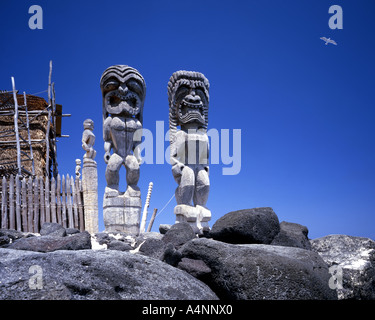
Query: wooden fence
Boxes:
[{"xmin": 0, "ymin": 174, "xmax": 84, "ymax": 233}]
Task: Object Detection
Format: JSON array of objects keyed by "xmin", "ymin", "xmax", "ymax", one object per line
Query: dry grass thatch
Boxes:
[{"xmin": 0, "ymin": 94, "xmax": 54, "ymax": 177}]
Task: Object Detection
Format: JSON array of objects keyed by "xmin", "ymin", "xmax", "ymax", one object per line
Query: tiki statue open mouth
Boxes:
[
  {"xmin": 106, "ymin": 89, "xmax": 141, "ymax": 117},
  {"xmin": 178, "ymin": 93, "xmax": 205, "ymax": 125}
]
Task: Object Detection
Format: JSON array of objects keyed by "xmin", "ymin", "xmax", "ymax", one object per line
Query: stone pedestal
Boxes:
[
  {"xmin": 82, "ymin": 158, "xmax": 99, "ymax": 234},
  {"xmin": 103, "ymin": 185, "xmax": 141, "ymax": 235},
  {"xmin": 174, "ymin": 204, "xmax": 211, "ymax": 234}
]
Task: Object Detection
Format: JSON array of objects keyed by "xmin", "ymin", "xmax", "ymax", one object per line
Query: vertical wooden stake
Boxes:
[
  {"xmin": 1, "ymin": 176, "xmax": 8, "ymax": 229},
  {"xmin": 45, "ymin": 177, "xmax": 50, "ymax": 223},
  {"xmin": 56, "ymin": 174, "xmax": 62, "ymax": 225},
  {"xmin": 27, "ymin": 176, "xmax": 33, "ymax": 233},
  {"xmin": 75, "ymin": 176, "xmax": 84, "ymax": 231},
  {"xmin": 51, "ymin": 177, "xmax": 56, "ymax": 223},
  {"xmin": 9, "ymin": 175, "xmax": 15, "ymax": 230},
  {"xmin": 15, "ymin": 175, "xmax": 22, "ymax": 231},
  {"xmin": 21, "ymin": 178, "xmax": 27, "ymax": 232},
  {"xmin": 39, "ymin": 177, "xmax": 45, "ymax": 227},
  {"xmin": 61, "ymin": 175, "xmax": 67, "ymax": 228},
  {"xmin": 33, "ymin": 178, "xmax": 39, "ymax": 233},
  {"xmin": 146, "ymin": 208, "xmax": 158, "ymax": 233},
  {"xmin": 71, "ymin": 176, "xmax": 79, "ymax": 229},
  {"xmin": 66, "ymin": 174, "xmax": 73, "ymax": 228}
]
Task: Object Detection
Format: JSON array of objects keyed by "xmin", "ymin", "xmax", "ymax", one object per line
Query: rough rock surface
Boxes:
[
  {"xmin": 40, "ymin": 223, "xmax": 66, "ymax": 237},
  {"xmin": 138, "ymin": 238, "xmax": 166, "ymax": 259},
  {"xmin": 92, "ymin": 231, "xmax": 136, "ymax": 249},
  {"xmin": 0, "ymin": 229, "xmax": 31, "ymax": 242},
  {"xmin": 159, "ymin": 224, "xmax": 172, "ymax": 234},
  {"xmin": 310, "ymin": 234, "xmax": 375, "ymax": 300},
  {"xmin": 209, "ymin": 207, "xmax": 280, "ymax": 244},
  {"xmin": 162, "ymin": 222, "xmax": 196, "ymax": 248},
  {"xmin": 179, "ymin": 238, "xmax": 337, "ymax": 300},
  {"xmin": 2, "ymin": 207, "xmax": 373, "ymax": 301},
  {"xmin": 0, "ymin": 248, "xmax": 219, "ymax": 300},
  {"xmin": 271, "ymin": 221, "xmax": 311, "ymax": 250},
  {"xmin": 106, "ymin": 240, "xmax": 133, "ymax": 251},
  {"xmin": 177, "ymin": 258, "xmax": 211, "ymax": 281},
  {"xmin": 7, "ymin": 231, "xmax": 92, "ymax": 253}
]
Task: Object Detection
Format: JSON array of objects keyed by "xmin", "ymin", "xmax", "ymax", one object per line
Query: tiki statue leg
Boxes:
[
  {"xmin": 105, "ymin": 153, "xmax": 123, "ymax": 192},
  {"xmin": 175, "ymin": 165, "xmax": 195, "ymax": 206},
  {"xmin": 193, "ymin": 166, "xmax": 210, "ymax": 207},
  {"xmin": 125, "ymin": 155, "xmax": 140, "ymax": 187}
]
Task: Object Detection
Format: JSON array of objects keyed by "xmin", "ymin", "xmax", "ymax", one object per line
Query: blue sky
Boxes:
[{"xmin": 1, "ymin": 0, "xmax": 374, "ymax": 239}]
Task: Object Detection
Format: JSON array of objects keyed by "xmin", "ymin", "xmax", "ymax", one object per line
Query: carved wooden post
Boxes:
[
  {"xmin": 82, "ymin": 157, "xmax": 98, "ymax": 234},
  {"xmin": 81, "ymin": 119, "xmax": 98, "ymax": 234},
  {"xmin": 168, "ymin": 70, "xmax": 212, "ymax": 234},
  {"xmin": 100, "ymin": 66, "xmax": 145, "ymax": 235},
  {"xmin": 140, "ymin": 182, "xmax": 153, "ymax": 234}
]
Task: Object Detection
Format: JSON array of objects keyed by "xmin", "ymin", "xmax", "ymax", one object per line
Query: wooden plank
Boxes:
[
  {"xmin": 9, "ymin": 175, "xmax": 15, "ymax": 230},
  {"xmin": 27, "ymin": 176, "xmax": 33, "ymax": 233},
  {"xmin": 51, "ymin": 177, "xmax": 56, "ymax": 223},
  {"xmin": 45, "ymin": 177, "xmax": 50, "ymax": 223},
  {"xmin": 33, "ymin": 178, "xmax": 39, "ymax": 233},
  {"xmin": 21, "ymin": 178, "xmax": 27, "ymax": 232},
  {"xmin": 66, "ymin": 174, "xmax": 74, "ymax": 228},
  {"xmin": 39, "ymin": 177, "xmax": 45, "ymax": 227},
  {"xmin": 1, "ymin": 176, "xmax": 8, "ymax": 229},
  {"xmin": 56, "ymin": 174, "xmax": 62, "ymax": 225},
  {"xmin": 75, "ymin": 176, "xmax": 84, "ymax": 231},
  {"xmin": 61, "ymin": 174, "xmax": 67, "ymax": 228},
  {"xmin": 71, "ymin": 176, "xmax": 79, "ymax": 229},
  {"xmin": 15, "ymin": 175, "xmax": 22, "ymax": 231}
]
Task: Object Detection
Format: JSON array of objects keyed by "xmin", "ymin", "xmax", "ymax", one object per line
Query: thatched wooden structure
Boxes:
[{"xmin": 0, "ymin": 92, "xmax": 55, "ymax": 177}]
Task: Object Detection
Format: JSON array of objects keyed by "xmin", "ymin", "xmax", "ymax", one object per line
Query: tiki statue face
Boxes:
[
  {"xmin": 168, "ymin": 71, "xmax": 209, "ymax": 129},
  {"xmin": 100, "ymin": 65, "xmax": 146, "ymax": 119}
]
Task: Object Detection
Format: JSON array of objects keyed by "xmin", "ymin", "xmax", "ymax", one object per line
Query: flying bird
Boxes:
[{"xmin": 320, "ymin": 37, "xmax": 337, "ymax": 45}]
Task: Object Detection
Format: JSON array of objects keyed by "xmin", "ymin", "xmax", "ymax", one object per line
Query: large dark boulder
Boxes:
[
  {"xmin": 7, "ymin": 231, "xmax": 92, "ymax": 252},
  {"xmin": 0, "ymin": 229, "xmax": 28, "ymax": 241},
  {"xmin": 107, "ymin": 240, "xmax": 133, "ymax": 252},
  {"xmin": 40, "ymin": 223, "xmax": 66, "ymax": 237},
  {"xmin": 310, "ymin": 234, "xmax": 375, "ymax": 300},
  {"xmin": 138, "ymin": 238, "xmax": 166, "ymax": 259},
  {"xmin": 209, "ymin": 207, "xmax": 280, "ymax": 244},
  {"xmin": 162, "ymin": 222, "xmax": 196, "ymax": 248},
  {"xmin": 159, "ymin": 224, "xmax": 172, "ymax": 234},
  {"xmin": 179, "ymin": 238, "xmax": 337, "ymax": 300},
  {"xmin": 271, "ymin": 221, "xmax": 311, "ymax": 250},
  {"xmin": 0, "ymin": 248, "xmax": 218, "ymax": 300}
]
